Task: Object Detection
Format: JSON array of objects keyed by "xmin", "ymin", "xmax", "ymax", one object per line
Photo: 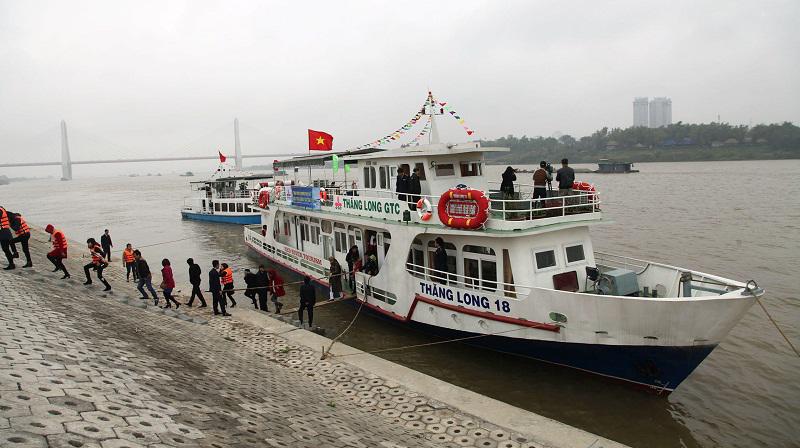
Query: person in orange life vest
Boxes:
[
  {"xmin": 266, "ymin": 269, "xmax": 285, "ymax": 313},
  {"xmin": 122, "ymin": 243, "xmax": 138, "ymax": 282},
  {"xmin": 83, "ymin": 238, "xmax": 111, "ymax": 291},
  {"xmin": 45, "ymin": 224, "xmax": 70, "ymax": 279},
  {"xmin": 160, "ymin": 258, "xmax": 179, "ymax": 309},
  {"xmin": 8, "ymin": 212, "xmax": 32, "ymax": 268},
  {"xmin": 220, "ymin": 263, "xmax": 236, "ymax": 308},
  {"xmin": 0, "ymin": 206, "xmax": 14, "ymax": 270}
]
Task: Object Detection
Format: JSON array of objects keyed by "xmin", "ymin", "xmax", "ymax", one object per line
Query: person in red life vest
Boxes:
[
  {"xmin": 8, "ymin": 212, "xmax": 32, "ymax": 268},
  {"xmin": 45, "ymin": 224, "xmax": 70, "ymax": 279},
  {"xmin": 0, "ymin": 206, "xmax": 14, "ymax": 270},
  {"xmin": 160, "ymin": 258, "xmax": 179, "ymax": 309},
  {"xmin": 266, "ymin": 269, "xmax": 285, "ymax": 313},
  {"xmin": 83, "ymin": 238, "xmax": 111, "ymax": 291},
  {"xmin": 261, "ymin": 225, "xmax": 267, "ymax": 237},
  {"xmin": 220, "ymin": 263, "xmax": 236, "ymax": 308},
  {"xmin": 122, "ymin": 243, "xmax": 138, "ymax": 282}
]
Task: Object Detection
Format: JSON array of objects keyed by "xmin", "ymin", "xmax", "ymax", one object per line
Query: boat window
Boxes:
[
  {"xmin": 427, "ymin": 240, "xmax": 458, "ymax": 284},
  {"xmin": 214, "ymin": 203, "xmax": 220, "ymax": 212},
  {"xmin": 364, "ymin": 167, "xmax": 377, "ymax": 189},
  {"xmin": 435, "ymin": 163, "xmax": 455, "ymax": 177},
  {"xmin": 383, "ymin": 231, "xmax": 391, "ymax": 256},
  {"xmin": 236, "ymin": 203, "xmax": 244, "ymax": 213},
  {"xmin": 463, "ymin": 245, "xmax": 497, "ymax": 291},
  {"xmin": 283, "ymin": 219, "xmax": 291, "ymax": 236},
  {"xmin": 460, "ymin": 162, "xmax": 482, "ymax": 177},
  {"xmin": 406, "ymin": 238, "xmax": 425, "ymax": 277},
  {"xmin": 535, "ymin": 249, "xmax": 557, "ymax": 270},
  {"xmin": 321, "ymin": 220, "xmax": 332, "ymax": 233},
  {"xmin": 300, "ymin": 223, "xmax": 309, "ymax": 242},
  {"xmin": 221, "ymin": 203, "xmax": 229, "ymax": 212},
  {"xmin": 379, "ymin": 166, "xmax": 388, "ymax": 189},
  {"xmin": 565, "ymin": 244, "xmax": 585, "ymax": 264},
  {"xmin": 244, "ymin": 203, "xmax": 251, "ymax": 212},
  {"xmin": 335, "ymin": 229, "xmax": 347, "ymax": 253},
  {"xmin": 311, "ymin": 226, "xmax": 320, "ymax": 245},
  {"xmin": 502, "ymin": 249, "xmax": 516, "ymax": 298},
  {"xmin": 414, "ymin": 163, "xmax": 426, "ymax": 180}
]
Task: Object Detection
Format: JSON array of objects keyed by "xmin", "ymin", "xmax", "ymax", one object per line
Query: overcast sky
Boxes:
[{"xmin": 1, "ymin": 0, "xmax": 798, "ymax": 177}]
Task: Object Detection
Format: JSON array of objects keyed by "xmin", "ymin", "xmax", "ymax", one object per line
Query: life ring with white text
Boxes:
[
  {"xmin": 257, "ymin": 188, "xmax": 271, "ymax": 208},
  {"xmin": 437, "ymin": 188, "xmax": 490, "ymax": 230}
]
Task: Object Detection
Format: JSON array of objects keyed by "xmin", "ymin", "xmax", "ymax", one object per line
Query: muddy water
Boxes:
[{"xmin": 2, "ymin": 159, "xmax": 798, "ymax": 447}]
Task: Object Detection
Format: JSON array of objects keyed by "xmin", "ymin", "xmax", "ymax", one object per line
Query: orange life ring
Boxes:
[
  {"xmin": 437, "ymin": 188, "xmax": 490, "ymax": 230},
  {"xmin": 258, "ymin": 189, "xmax": 270, "ymax": 208},
  {"xmin": 416, "ymin": 198, "xmax": 432, "ymax": 221},
  {"xmin": 572, "ymin": 181, "xmax": 597, "ymax": 198},
  {"xmin": 320, "ymin": 188, "xmax": 328, "ymax": 201}
]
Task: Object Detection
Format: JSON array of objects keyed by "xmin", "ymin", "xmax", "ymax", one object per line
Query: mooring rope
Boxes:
[{"xmin": 746, "ymin": 281, "xmax": 799, "ymax": 358}]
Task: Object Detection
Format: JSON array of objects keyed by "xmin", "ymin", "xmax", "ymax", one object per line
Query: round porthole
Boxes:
[{"xmin": 549, "ymin": 312, "xmax": 568, "ymax": 323}]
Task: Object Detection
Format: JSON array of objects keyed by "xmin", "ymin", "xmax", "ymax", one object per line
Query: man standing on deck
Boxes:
[
  {"xmin": 9, "ymin": 212, "xmax": 32, "ymax": 268},
  {"xmin": 210, "ymin": 260, "xmax": 230, "ymax": 316},
  {"xmin": 186, "ymin": 258, "xmax": 206, "ymax": 307},
  {"xmin": 101, "ymin": 229, "xmax": 113, "ymax": 262},
  {"xmin": 45, "ymin": 224, "xmax": 70, "ymax": 279},
  {"xmin": 409, "ymin": 168, "xmax": 422, "ymax": 210},
  {"xmin": 532, "ymin": 161, "xmax": 552, "ymax": 209},
  {"xmin": 556, "ymin": 158, "xmax": 575, "ymax": 200},
  {"xmin": 433, "ymin": 237, "xmax": 449, "ymax": 284},
  {"xmin": 395, "ymin": 167, "xmax": 409, "ymax": 203}
]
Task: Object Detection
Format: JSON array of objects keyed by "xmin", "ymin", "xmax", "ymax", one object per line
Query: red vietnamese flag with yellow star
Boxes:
[{"xmin": 308, "ymin": 129, "xmax": 333, "ymax": 151}]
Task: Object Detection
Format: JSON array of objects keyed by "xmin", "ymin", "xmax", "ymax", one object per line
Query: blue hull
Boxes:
[
  {"xmin": 402, "ymin": 319, "xmax": 715, "ymax": 393},
  {"xmin": 181, "ymin": 211, "xmax": 261, "ymax": 225}
]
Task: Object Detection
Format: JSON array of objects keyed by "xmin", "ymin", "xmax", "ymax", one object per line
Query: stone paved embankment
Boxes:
[{"xmin": 0, "ymin": 230, "xmax": 624, "ymax": 448}]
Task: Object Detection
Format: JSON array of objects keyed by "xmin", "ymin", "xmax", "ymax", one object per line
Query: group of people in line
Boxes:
[
  {"xmin": 500, "ymin": 158, "xmax": 576, "ymax": 207},
  {"xmin": 0, "ymin": 212, "xmax": 328, "ymax": 327},
  {"xmin": 395, "ymin": 166, "xmax": 423, "ymax": 209}
]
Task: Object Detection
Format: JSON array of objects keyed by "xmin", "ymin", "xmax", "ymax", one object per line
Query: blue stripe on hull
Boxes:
[
  {"xmin": 401, "ymin": 319, "xmax": 715, "ymax": 393},
  {"xmin": 181, "ymin": 211, "xmax": 261, "ymax": 225}
]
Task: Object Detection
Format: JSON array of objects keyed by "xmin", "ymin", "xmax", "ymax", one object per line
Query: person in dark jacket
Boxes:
[
  {"xmin": 555, "ymin": 158, "xmax": 575, "ymax": 197},
  {"xmin": 243, "ymin": 269, "xmax": 258, "ymax": 308},
  {"xmin": 409, "ymin": 168, "xmax": 422, "ymax": 210},
  {"xmin": 500, "ymin": 166, "xmax": 516, "ymax": 199},
  {"xmin": 345, "ymin": 245, "xmax": 359, "ymax": 292},
  {"xmin": 209, "ymin": 260, "xmax": 229, "ymax": 316},
  {"xmin": 100, "ymin": 229, "xmax": 113, "ymax": 262},
  {"xmin": 433, "ymin": 237, "xmax": 449, "ymax": 284},
  {"xmin": 186, "ymin": 258, "xmax": 206, "ymax": 307},
  {"xmin": 134, "ymin": 250, "xmax": 159, "ymax": 301},
  {"xmin": 395, "ymin": 167, "xmax": 410, "ymax": 202},
  {"xmin": 160, "ymin": 258, "xmax": 179, "ymax": 309},
  {"xmin": 328, "ymin": 257, "xmax": 343, "ymax": 301},
  {"xmin": 255, "ymin": 265, "xmax": 270, "ymax": 311},
  {"xmin": 298, "ymin": 276, "xmax": 316, "ymax": 327}
]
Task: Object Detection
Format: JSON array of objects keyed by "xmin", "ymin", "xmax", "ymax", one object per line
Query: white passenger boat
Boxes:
[
  {"xmin": 181, "ymin": 172, "xmax": 272, "ymax": 225},
  {"xmin": 242, "ymin": 103, "xmax": 763, "ymax": 393}
]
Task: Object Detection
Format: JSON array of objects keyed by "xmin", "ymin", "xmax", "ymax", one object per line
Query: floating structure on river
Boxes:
[{"xmin": 243, "ymin": 92, "xmax": 763, "ymax": 393}]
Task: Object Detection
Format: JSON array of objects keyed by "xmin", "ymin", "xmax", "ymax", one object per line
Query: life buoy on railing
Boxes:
[
  {"xmin": 320, "ymin": 188, "xmax": 328, "ymax": 201},
  {"xmin": 437, "ymin": 188, "xmax": 490, "ymax": 230},
  {"xmin": 416, "ymin": 198, "xmax": 433, "ymax": 221},
  {"xmin": 257, "ymin": 187, "xmax": 271, "ymax": 208},
  {"xmin": 572, "ymin": 181, "xmax": 598, "ymax": 202}
]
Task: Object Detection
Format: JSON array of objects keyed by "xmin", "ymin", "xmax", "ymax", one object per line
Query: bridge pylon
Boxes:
[
  {"xmin": 60, "ymin": 120, "xmax": 72, "ymax": 181},
  {"xmin": 234, "ymin": 118, "xmax": 242, "ymax": 170}
]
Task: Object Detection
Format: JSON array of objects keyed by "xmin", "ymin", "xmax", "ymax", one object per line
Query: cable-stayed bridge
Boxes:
[{"xmin": 0, "ymin": 119, "xmax": 304, "ymax": 180}]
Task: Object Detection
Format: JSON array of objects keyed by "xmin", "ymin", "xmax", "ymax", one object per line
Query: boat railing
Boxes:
[
  {"xmin": 404, "ymin": 261, "xmax": 531, "ymax": 298},
  {"xmin": 214, "ymin": 190, "xmax": 256, "ymax": 199},
  {"xmin": 273, "ymin": 186, "xmax": 600, "ymax": 225}
]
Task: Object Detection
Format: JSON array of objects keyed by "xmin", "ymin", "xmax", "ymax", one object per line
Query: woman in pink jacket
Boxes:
[{"xmin": 161, "ymin": 258, "xmax": 179, "ymax": 309}]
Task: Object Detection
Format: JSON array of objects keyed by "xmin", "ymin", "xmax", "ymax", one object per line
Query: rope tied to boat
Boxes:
[{"xmin": 748, "ymin": 280, "xmax": 799, "ymax": 358}]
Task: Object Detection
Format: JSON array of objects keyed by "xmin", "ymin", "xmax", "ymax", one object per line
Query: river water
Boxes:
[{"xmin": 1, "ymin": 160, "xmax": 798, "ymax": 448}]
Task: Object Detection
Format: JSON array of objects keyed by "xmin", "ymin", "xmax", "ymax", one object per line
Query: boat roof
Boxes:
[
  {"xmin": 273, "ymin": 148, "xmax": 385, "ymax": 169},
  {"xmin": 189, "ymin": 173, "xmax": 273, "ymax": 184},
  {"xmin": 342, "ymin": 142, "xmax": 508, "ymax": 160}
]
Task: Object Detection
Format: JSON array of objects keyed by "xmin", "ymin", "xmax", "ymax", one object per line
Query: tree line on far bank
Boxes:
[{"xmin": 483, "ymin": 121, "xmax": 800, "ymax": 164}]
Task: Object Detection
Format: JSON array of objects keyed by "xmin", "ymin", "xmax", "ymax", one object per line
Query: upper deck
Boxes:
[{"xmin": 267, "ymin": 183, "xmax": 601, "ymax": 232}]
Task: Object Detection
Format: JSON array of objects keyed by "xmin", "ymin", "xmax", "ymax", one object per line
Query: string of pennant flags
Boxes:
[{"xmin": 351, "ymin": 91, "xmax": 475, "ymax": 150}]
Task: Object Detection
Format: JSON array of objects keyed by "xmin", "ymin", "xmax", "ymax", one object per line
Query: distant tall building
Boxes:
[
  {"xmin": 648, "ymin": 97, "xmax": 672, "ymax": 128},
  {"xmin": 633, "ymin": 97, "xmax": 649, "ymax": 127}
]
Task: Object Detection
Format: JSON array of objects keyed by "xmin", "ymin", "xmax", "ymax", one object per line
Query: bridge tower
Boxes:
[
  {"xmin": 60, "ymin": 120, "xmax": 72, "ymax": 181},
  {"xmin": 234, "ymin": 118, "xmax": 242, "ymax": 170}
]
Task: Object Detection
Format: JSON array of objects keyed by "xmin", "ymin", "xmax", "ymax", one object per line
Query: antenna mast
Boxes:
[{"xmin": 426, "ymin": 91, "xmax": 444, "ymax": 144}]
